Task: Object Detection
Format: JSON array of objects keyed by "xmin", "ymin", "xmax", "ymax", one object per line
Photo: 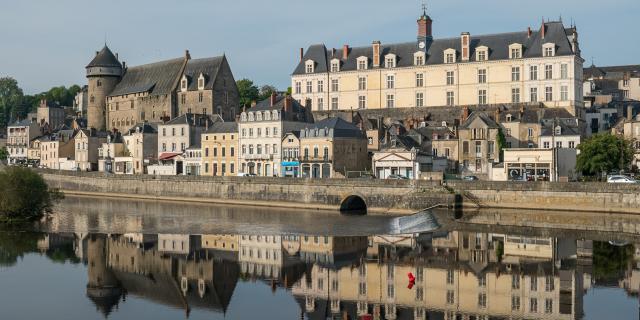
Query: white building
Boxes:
[
  {"xmin": 491, "ymin": 148, "xmax": 577, "ymax": 182},
  {"xmin": 372, "ymin": 135, "xmax": 433, "ymax": 179},
  {"xmin": 6, "ymin": 119, "xmax": 40, "ymax": 165}
]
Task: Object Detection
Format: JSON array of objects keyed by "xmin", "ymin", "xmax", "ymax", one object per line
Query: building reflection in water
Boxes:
[{"xmin": 59, "ymin": 230, "xmax": 640, "ymax": 319}]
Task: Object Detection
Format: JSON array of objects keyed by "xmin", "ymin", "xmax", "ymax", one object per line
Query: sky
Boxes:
[{"xmin": 0, "ymin": 0, "xmax": 638, "ymax": 94}]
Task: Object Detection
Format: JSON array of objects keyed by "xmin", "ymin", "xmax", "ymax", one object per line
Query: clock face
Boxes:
[{"xmin": 418, "ymin": 41, "xmax": 426, "ymax": 49}]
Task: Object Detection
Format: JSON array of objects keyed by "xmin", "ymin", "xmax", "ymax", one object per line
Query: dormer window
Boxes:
[
  {"xmin": 414, "ymin": 52, "xmax": 426, "ymax": 66},
  {"xmin": 357, "ymin": 56, "xmax": 368, "ymax": 70},
  {"xmin": 444, "ymin": 49, "xmax": 456, "ymax": 64},
  {"xmin": 305, "ymin": 60, "xmax": 315, "ymax": 73},
  {"xmin": 248, "ymin": 112, "xmax": 255, "ymax": 121},
  {"xmin": 272, "ymin": 110, "xmax": 279, "ymax": 120},
  {"xmin": 385, "ymin": 54, "xmax": 396, "ymax": 68},
  {"xmin": 543, "ymin": 43, "xmax": 555, "ymax": 57},
  {"xmin": 241, "ymin": 113, "xmax": 247, "ymax": 122},
  {"xmin": 509, "ymin": 44, "xmax": 523, "ymax": 59},
  {"xmin": 555, "ymin": 125, "xmax": 562, "ymax": 135},
  {"xmin": 330, "ymin": 59, "xmax": 340, "ymax": 72},
  {"xmin": 180, "ymin": 75, "xmax": 188, "ymax": 92},
  {"xmin": 264, "ymin": 111, "xmax": 270, "ymax": 121},
  {"xmin": 506, "ymin": 114, "xmax": 512, "ymax": 122},
  {"xmin": 476, "ymin": 46, "xmax": 488, "ymax": 61},
  {"xmin": 197, "ymin": 74, "xmax": 205, "ymax": 90}
]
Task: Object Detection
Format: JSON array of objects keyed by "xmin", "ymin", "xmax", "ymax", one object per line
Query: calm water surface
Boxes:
[{"xmin": 0, "ymin": 197, "xmax": 638, "ymax": 319}]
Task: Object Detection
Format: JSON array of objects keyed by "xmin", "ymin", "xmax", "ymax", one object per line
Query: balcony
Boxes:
[
  {"xmin": 302, "ymin": 155, "xmax": 331, "ymax": 163},
  {"xmin": 244, "ymin": 154, "xmax": 273, "ymax": 160}
]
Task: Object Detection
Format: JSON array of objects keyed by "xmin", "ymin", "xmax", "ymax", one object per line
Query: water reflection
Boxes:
[{"xmin": 8, "ymin": 230, "xmax": 634, "ymax": 320}]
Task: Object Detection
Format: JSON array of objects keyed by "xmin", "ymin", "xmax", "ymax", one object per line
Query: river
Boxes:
[{"xmin": 0, "ymin": 196, "xmax": 638, "ymax": 319}]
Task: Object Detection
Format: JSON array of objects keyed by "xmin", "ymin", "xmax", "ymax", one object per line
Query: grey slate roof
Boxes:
[
  {"xmin": 183, "ymin": 56, "xmax": 224, "ymax": 91},
  {"xmin": 125, "ymin": 122, "xmax": 158, "ymax": 135},
  {"xmin": 204, "ymin": 121, "xmax": 237, "ymax": 134},
  {"xmin": 584, "ymin": 64, "xmax": 640, "ymax": 79},
  {"xmin": 163, "ymin": 113, "xmax": 217, "ymax": 127},
  {"xmin": 9, "ymin": 119, "xmax": 33, "ymax": 127},
  {"xmin": 86, "ymin": 46, "xmax": 122, "ymax": 68},
  {"xmin": 540, "ymin": 121, "xmax": 580, "ymax": 137},
  {"xmin": 294, "ymin": 21, "xmax": 576, "ymax": 75},
  {"xmin": 250, "ymin": 94, "xmax": 305, "ymax": 113},
  {"xmin": 459, "ymin": 111, "xmax": 500, "ymax": 129},
  {"xmin": 109, "ymin": 57, "xmax": 185, "ymax": 97},
  {"xmin": 302, "ymin": 117, "xmax": 366, "ymax": 139}
]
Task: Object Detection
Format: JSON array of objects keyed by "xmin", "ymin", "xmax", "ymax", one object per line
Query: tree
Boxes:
[
  {"xmin": 236, "ymin": 79, "xmax": 259, "ymax": 108},
  {"xmin": 496, "ymin": 128, "xmax": 507, "ymax": 163},
  {"xmin": 576, "ymin": 133, "xmax": 634, "ymax": 177},
  {"xmin": 0, "ymin": 167, "xmax": 64, "ymax": 223},
  {"xmin": 258, "ymin": 85, "xmax": 278, "ymax": 101},
  {"xmin": 0, "ymin": 147, "xmax": 8, "ymax": 161},
  {"xmin": 0, "ymin": 77, "xmax": 25, "ymax": 128}
]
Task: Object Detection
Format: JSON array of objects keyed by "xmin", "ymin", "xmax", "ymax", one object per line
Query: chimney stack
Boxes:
[
  {"xmin": 461, "ymin": 32, "xmax": 470, "ymax": 61},
  {"xmin": 185, "ymin": 50, "xmax": 191, "ymax": 60},
  {"xmin": 270, "ymin": 92, "xmax": 277, "ymax": 107},
  {"xmin": 299, "ymin": 48, "xmax": 304, "ymax": 62},
  {"xmin": 541, "ymin": 19, "xmax": 546, "ymax": 39},
  {"xmin": 528, "ymin": 27, "xmax": 532, "ymax": 38},
  {"xmin": 462, "ymin": 106, "xmax": 470, "ymax": 122},
  {"xmin": 372, "ymin": 41, "xmax": 381, "ymax": 67},
  {"xmin": 417, "ymin": 11, "xmax": 433, "ymax": 41},
  {"xmin": 342, "ymin": 45, "xmax": 349, "ymax": 60},
  {"xmin": 494, "ymin": 107, "xmax": 501, "ymax": 122},
  {"xmin": 284, "ymin": 95, "xmax": 292, "ymax": 113},
  {"xmin": 331, "ymin": 48, "xmax": 336, "ymax": 57}
]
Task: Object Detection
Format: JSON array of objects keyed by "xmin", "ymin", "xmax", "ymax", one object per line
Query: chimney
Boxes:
[
  {"xmin": 185, "ymin": 50, "xmax": 191, "ymax": 60},
  {"xmin": 115, "ymin": 53, "xmax": 118, "ymax": 60},
  {"xmin": 519, "ymin": 105, "xmax": 525, "ymax": 118},
  {"xmin": 417, "ymin": 11, "xmax": 433, "ymax": 41},
  {"xmin": 284, "ymin": 95, "xmax": 292, "ymax": 113},
  {"xmin": 372, "ymin": 41, "xmax": 381, "ymax": 68},
  {"xmin": 627, "ymin": 105, "xmax": 633, "ymax": 121},
  {"xmin": 461, "ymin": 32, "xmax": 470, "ymax": 61},
  {"xmin": 95, "ymin": 51, "xmax": 99, "ymax": 56},
  {"xmin": 251, "ymin": 100, "xmax": 257, "ymax": 107},
  {"xmin": 342, "ymin": 45, "xmax": 349, "ymax": 60},
  {"xmin": 331, "ymin": 48, "xmax": 336, "ymax": 57},
  {"xmin": 462, "ymin": 106, "xmax": 470, "ymax": 122},
  {"xmin": 122, "ymin": 61, "xmax": 126, "ymax": 69},
  {"xmin": 541, "ymin": 19, "xmax": 546, "ymax": 39},
  {"xmin": 494, "ymin": 108, "xmax": 501, "ymax": 122},
  {"xmin": 527, "ymin": 27, "xmax": 532, "ymax": 38},
  {"xmin": 299, "ymin": 48, "xmax": 304, "ymax": 62},
  {"xmin": 270, "ymin": 92, "xmax": 277, "ymax": 107}
]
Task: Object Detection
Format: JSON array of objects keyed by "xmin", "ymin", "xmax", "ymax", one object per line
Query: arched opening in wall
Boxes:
[{"xmin": 340, "ymin": 195, "xmax": 367, "ymax": 215}]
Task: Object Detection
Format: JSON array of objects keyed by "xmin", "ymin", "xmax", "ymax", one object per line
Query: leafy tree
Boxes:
[
  {"xmin": 0, "ymin": 147, "xmax": 8, "ymax": 161},
  {"xmin": 593, "ymin": 241, "xmax": 634, "ymax": 284},
  {"xmin": 258, "ymin": 85, "xmax": 278, "ymax": 101},
  {"xmin": 0, "ymin": 167, "xmax": 64, "ymax": 223},
  {"xmin": 0, "ymin": 230, "xmax": 40, "ymax": 267},
  {"xmin": 496, "ymin": 128, "xmax": 507, "ymax": 162},
  {"xmin": 236, "ymin": 79, "xmax": 259, "ymax": 108},
  {"xmin": 576, "ymin": 133, "xmax": 634, "ymax": 177},
  {"xmin": 0, "ymin": 77, "xmax": 25, "ymax": 128}
]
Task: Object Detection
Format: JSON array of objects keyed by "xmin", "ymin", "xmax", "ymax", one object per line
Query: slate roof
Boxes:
[
  {"xmin": 125, "ymin": 122, "xmax": 158, "ymax": 135},
  {"xmin": 163, "ymin": 113, "xmax": 217, "ymax": 127},
  {"xmin": 182, "ymin": 56, "xmax": 224, "ymax": 91},
  {"xmin": 109, "ymin": 57, "xmax": 185, "ymax": 97},
  {"xmin": 459, "ymin": 111, "xmax": 500, "ymax": 129},
  {"xmin": 294, "ymin": 21, "xmax": 576, "ymax": 75},
  {"xmin": 204, "ymin": 121, "xmax": 237, "ymax": 134},
  {"xmin": 86, "ymin": 45, "xmax": 122, "ymax": 69},
  {"xmin": 584, "ymin": 64, "xmax": 640, "ymax": 79},
  {"xmin": 250, "ymin": 94, "xmax": 305, "ymax": 113},
  {"xmin": 540, "ymin": 121, "xmax": 581, "ymax": 137},
  {"xmin": 8, "ymin": 119, "xmax": 33, "ymax": 127},
  {"xmin": 301, "ymin": 117, "xmax": 366, "ymax": 138}
]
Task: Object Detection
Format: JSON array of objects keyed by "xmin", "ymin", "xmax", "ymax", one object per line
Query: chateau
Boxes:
[
  {"xmin": 86, "ymin": 46, "xmax": 240, "ymax": 132},
  {"xmin": 292, "ymin": 10, "xmax": 584, "ymax": 115}
]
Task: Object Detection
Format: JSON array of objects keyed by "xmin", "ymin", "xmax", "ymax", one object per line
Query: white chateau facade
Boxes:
[{"xmin": 292, "ymin": 11, "xmax": 584, "ymax": 115}]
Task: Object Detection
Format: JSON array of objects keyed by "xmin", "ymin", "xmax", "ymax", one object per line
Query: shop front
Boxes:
[{"xmin": 281, "ymin": 161, "xmax": 300, "ymax": 177}]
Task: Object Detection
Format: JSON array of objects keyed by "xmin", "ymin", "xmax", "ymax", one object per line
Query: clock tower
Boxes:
[{"xmin": 417, "ymin": 6, "xmax": 433, "ymax": 50}]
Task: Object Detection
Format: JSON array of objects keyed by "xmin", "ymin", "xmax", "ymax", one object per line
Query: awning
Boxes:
[{"xmin": 158, "ymin": 152, "xmax": 182, "ymax": 161}]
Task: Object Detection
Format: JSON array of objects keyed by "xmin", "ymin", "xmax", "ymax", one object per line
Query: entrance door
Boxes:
[{"xmin": 312, "ymin": 164, "xmax": 320, "ymax": 178}]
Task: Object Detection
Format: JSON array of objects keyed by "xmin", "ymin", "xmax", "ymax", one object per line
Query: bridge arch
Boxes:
[{"xmin": 340, "ymin": 195, "xmax": 367, "ymax": 215}]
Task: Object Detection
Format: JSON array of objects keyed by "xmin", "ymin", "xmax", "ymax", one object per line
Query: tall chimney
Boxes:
[
  {"xmin": 417, "ymin": 11, "xmax": 433, "ymax": 42},
  {"xmin": 331, "ymin": 48, "xmax": 336, "ymax": 57},
  {"xmin": 284, "ymin": 95, "xmax": 292, "ymax": 113},
  {"xmin": 462, "ymin": 106, "xmax": 470, "ymax": 122},
  {"xmin": 185, "ymin": 50, "xmax": 191, "ymax": 60},
  {"xmin": 372, "ymin": 41, "xmax": 381, "ymax": 68},
  {"xmin": 299, "ymin": 48, "xmax": 304, "ymax": 62},
  {"xmin": 342, "ymin": 45, "xmax": 349, "ymax": 60},
  {"xmin": 527, "ymin": 27, "xmax": 532, "ymax": 38},
  {"xmin": 270, "ymin": 92, "xmax": 277, "ymax": 107},
  {"xmin": 541, "ymin": 19, "xmax": 546, "ymax": 39},
  {"xmin": 494, "ymin": 108, "xmax": 501, "ymax": 122},
  {"xmin": 461, "ymin": 32, "xmax": 470, "ymax": 61}
]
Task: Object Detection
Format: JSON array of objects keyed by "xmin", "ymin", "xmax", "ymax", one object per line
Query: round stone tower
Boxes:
[{"xmin": 86, "ymin": 46, "xmax": 122, "ymax": 130}]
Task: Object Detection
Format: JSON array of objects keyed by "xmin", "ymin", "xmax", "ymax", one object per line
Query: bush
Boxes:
[{"xmin": 0, "ymin": 167, "xmax": 63, "ymax": 223}]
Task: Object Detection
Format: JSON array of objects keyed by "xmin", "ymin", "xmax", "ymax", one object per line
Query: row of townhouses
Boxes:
[{"xmin": 5, "ymin": 10, "xmax": 640, "ymax": 181}]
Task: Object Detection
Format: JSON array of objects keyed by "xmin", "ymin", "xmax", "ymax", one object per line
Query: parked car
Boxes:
[
  {"xmin": 387, "ymin": 174, "xmax": 408, "ymax": 180},
  {"xmin": 607, "ymin": 175, "xmax": 637, "ymax": 184},
  {"xmin": 462, "ymin": 176, "xmax": 478, "ymax": 181}
]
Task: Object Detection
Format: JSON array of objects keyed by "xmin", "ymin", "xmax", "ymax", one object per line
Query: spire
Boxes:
[
  {"xmin": 86, "ymin": 45, "xmax": 122, "ymax": 69},
  {"xmin": 417, "ymin": 1, "xmax": 433, "ymax": 43}
]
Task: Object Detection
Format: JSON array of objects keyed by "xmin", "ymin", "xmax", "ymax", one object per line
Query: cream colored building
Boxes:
[
  {"xmin": 201, "ymin": 122, "xmax": 238, "ymax": 176},
  {"xmin": 73, "ymin": 129, "xmax": 107, "ymax": 171},
  {"xmin": 39, "ymin": 129, "xmax": 76, "ymax": 170},
  {"xmin": 457, "ymin": 110, "xmax": 500, "ymax": 175},
  {"xmin": 491, "ymin": 148, "xmax": 577, "ymax": 182},
  {"xmin": 281, "ymin": 132, "xmax": 301, "ymax": 177},
  {"xmin": 201, "ymin": 235, "xmax": 239, "ymax": 252},
  {"xmin": 121, "ymin": 123, "xmax": 158, "ymax": 174},
  {"xmin": 292, "ymin": 12, "xmax": 583, "ymax": 115},
  {"xmin": 6, "ymin": 119, "xmax": 40, "ymax": 165}
]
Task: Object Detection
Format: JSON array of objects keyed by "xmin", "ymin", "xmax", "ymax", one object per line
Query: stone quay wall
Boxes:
[{"xmin": 40, "ymin": 170, "xmax": 640, "ymax": 215}]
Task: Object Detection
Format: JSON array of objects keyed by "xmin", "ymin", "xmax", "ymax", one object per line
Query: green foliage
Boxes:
[
  {"xmin": 496, "ymin": 128, "xmax": 507, "ymax": 163},
  {"xmin": 0, "ymin": 147, "xmax": 8, "ymax": 161},
  {"xmin": 576, "ymin": 133, "xmax": 634, "ymax": 177},
  {"xmin": 0, "ymin": 167, "xmax": 64, "ymax": 223},
  {"xmin": 593, "ymin": 241, "xmax": 634, "ymax": 283},
  {"xmin": 0, "ymin": 77, "xmax": 25, "ymax": 128},
  {"xmin": 236, "ymin": 79, "xmax": 260, "ymax": 108},
  {"xmin": 0, "ymin": 230, "xmax": 40, "ymax": 267},
  {"xmin": 258, "ymin": 85, "xmax": 277, "ymax": 101},
  {"xmin": 45, "ymin": 242, "xmax": 81, "ymax": 264}
]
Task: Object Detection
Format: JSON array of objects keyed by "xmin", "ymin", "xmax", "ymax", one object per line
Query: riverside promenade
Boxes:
[{"xmin": 39, "ymin": 170, "xmax": 640, "ymax": 215}]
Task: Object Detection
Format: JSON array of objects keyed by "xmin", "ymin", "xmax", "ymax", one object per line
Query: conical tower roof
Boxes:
[{"xmin": 86, "ymin": 46, "xmax": 122, "ymax": 68}]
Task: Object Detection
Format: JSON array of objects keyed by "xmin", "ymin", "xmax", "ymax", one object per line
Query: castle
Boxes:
[{"xmin": 86, "ymin": 46, "xmax": 240, "ymax": 132}]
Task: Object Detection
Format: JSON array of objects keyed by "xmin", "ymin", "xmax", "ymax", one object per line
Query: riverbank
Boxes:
[{"xmin": 40, "ymin": 170, "xmax": 640, "ymax": 215}]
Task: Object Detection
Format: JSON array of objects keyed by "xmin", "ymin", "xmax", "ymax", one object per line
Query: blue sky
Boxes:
[{"xmin": 1, "ymin": 0, "xmax": 638, "ymax": 94}]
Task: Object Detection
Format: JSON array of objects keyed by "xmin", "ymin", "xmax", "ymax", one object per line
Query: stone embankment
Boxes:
[{"xmin": 40, "ymin": 170, "xmax": 640, "ymax": 215}]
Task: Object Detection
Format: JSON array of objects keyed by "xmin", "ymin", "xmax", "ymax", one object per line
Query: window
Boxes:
[
  {"xmin": 386, "ymin": 75, "xmax": 395, "ymax": 89},
  {"xmin": 545, "ymin": 276, "xmax": 555, "ymax": 291},
  {"xmin": 545, "ymin": 65, "xmax": 553, "ymax": 79},
  {"xmin": 478, "ymin": 274, "xmax": 487, "ymax": 287},
  {"xmin": 561, "ymin": 64, "xmax": 568, "ymax": 79},
  {"xmin": 385, "ymin": 56, "xmax": 395, "ymax": 68},
  {"xmin": 528, "ymin": 127, "xmax": 533, "ymax": 137},
  {"xmin": 477, "ymin": 50, "xmax": 487, "ymax": 61},
  {"xmin": 358, "ymin": 59, "xmax": 367, "ymax": 70},
  {"xmin": 317, "ymin": 98, "xmax": 324, "ymax": 111},
  {"xmin": 530, "ymin": 87, "xmax": 538, "ymax": 102},
  {"xmin": 295, "ymin": 82, "xmax": 301, "ymax": 94},
  {"xmin": 331, "ymin": 79, "xmax": 339, "ymax": 91},
  {"xmin": 561, "ymin": 85, "xmax": 569, "ymax": 101},
  {"xmin": 446, "ymin": 71, "xmax": 454, "ymax": 85},
  {"xmin": 512, "ymin": 88, "xmax": 520, "ymax": 103},
  {"xmin": 446, "ymin": 91, "xmax": 455, "ymax": 106},
  {"xmin": 358, "ymin": 77, "xmax": 367, "ymax": 90},
  {"xmin": 478, "ymin": 90, "xmax": 487, "ymax": 105},
  {"xmin": 569, "ymin": 141, "xmax": 575, "ymax": 148},
  {"xmin": 512, "ymin": 67, "xmax": 520, "ymax": 81},
  {"xmin": 530, "ymin": 298, "xmax": 538, "ymax": 313},
  {"xmin": 316, "ymin": 80, "xmax": 323, "ymax": 93},
  {"xmin": 386, "ymin": 94, "xmax": 394, "ymax": 108},
  {"xmin": 511, "ymin": 47, "xmax": 521, "ymax": 59},
  {"xmin": 544, "ymin": 46, "xmax": 554, "ymax": 57},
  {"xmin": 512, "ymin": 274, "xmax": 521, "ymax": 289},
  {"xmin": 545, "ymin": 299, "xmax": 553, "ymax": 313},
  {"xmin": 331, "ymin": 97, "xmax": 338, "ymax": 110},
  {"xmin": 545, "ymin": 86, "xmax": 553, "ymax": 101},
  {"xmin": 415, "ymin": 55, "xmax": 424, "ymax": 66},
  {"xmin": 445, "ymin": 53, "xmax": 455, "ymax": 64},
  {"xmin": 478, "ymin": 69, "xmax": 487, "ymax": 83},
  {"xmin": 446, "ymin": 290, "xmax": 455, "ymax": 304},
  {"xmin": 478, "ymin": 293, "xmax": 487, "ymax": 308},
  {"xmin": 556, "ymin": 141, "xmax": 563, "ymax": 148},
  {"xmin": 358, "ymin": 96, "xmax": 366, "ymax": 109},
  {"xmin": 530, "ymin": 66, "xmax": 538, "ymax": 80},
  {"xmin": 331, "ymin": 61, "xmax": 339, "ymax": 72},
  {"xmin": 512, "ymin": 295, "xmax": 521, "ymax": 311},
  {"xmin": 531, "ymin": 277, "xmax": 538, "ymax": 291},
  {"xmin": 305, "ymin": 61, "xmax": 314, "ymax": 73},
  {"xmin": 416, "ymin": 287, "xmax": 424, "ymax": 301},
  {"xmin": 416, "ymin": 73, "xmax": 424, "ymax": 87},
  {"xmin": 306, "ymin": 81, "xmax": 312, "ymax": 93},
  {"xmin": 447, "ymin": 269, "xmax": 455, "ymax": 284},
  {"xmin": 416, "ymin": 92, "xmax": 424, "ymax": 107},
  {"xmin": 543, "ymin": 141, "xmax": 550, "ymax": 148}
]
